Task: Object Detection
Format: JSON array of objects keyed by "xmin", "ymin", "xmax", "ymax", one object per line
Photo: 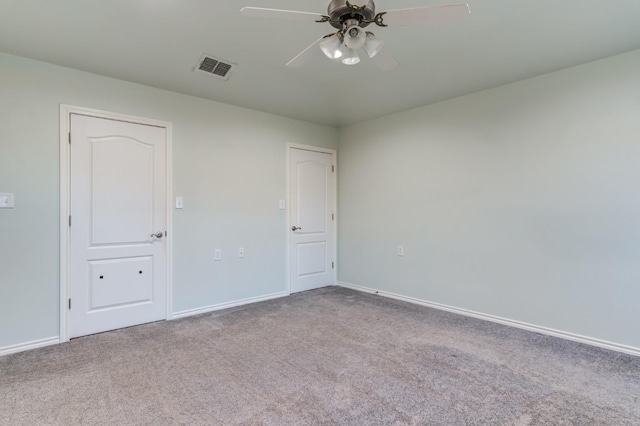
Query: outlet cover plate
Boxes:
[{"xmin": 0, "ymin": 193, "xmax": 14, "ymax": 208}]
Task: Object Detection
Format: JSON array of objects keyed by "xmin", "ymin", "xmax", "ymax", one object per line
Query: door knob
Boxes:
[
  {"xmin": 291, "ymin": 226, "xmax": 302, "ymax": 231},
  {"xmin": 151, "ymin": 232, "xmax": 164, "ymax": 239}
]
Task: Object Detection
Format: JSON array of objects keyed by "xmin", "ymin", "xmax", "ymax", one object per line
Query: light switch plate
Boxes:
[
  {"xmin": 279, "ymin": 200, "xmax": 285, "ymax": 210},
  {"xmin": 175, "ymin": 196, "xmax": 184, "ymax": 209},
  {"xmin": 0, "ymin": 193, "xmax": 14, "ymax": 208}
]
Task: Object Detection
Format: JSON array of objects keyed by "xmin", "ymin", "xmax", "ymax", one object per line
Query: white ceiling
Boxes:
[{"xmin": 1, "ymin": 0, "xmax": 639, "ymax": 127}]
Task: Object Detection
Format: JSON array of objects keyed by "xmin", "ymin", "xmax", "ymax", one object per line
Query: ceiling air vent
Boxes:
[{"xmin": 194, "ymin": 54, "xmax": 236, "ymax": 81}]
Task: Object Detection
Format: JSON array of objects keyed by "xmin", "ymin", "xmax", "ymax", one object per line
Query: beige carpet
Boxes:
[{"xmin": 1, "ymin": 287, "xmax": 639, "ymax": 425}]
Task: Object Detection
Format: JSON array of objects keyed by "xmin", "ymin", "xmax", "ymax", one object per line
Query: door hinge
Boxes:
[
  {"xmin": 69, "ymin": 215, "xmax": 72, "ymax": 227},
  {"xmin": 332, "ymin": 165, "xmax": 334, "ymax": 172},
  {"xmin": 332, "ymin": 262, "xmax": 334, "ymax": 269},
  {"xmin": 332, "ymin": 213, "xmax": 335, "ymax": 221},
  {"xmin": 68, "ymin": 133, "xmax": 71, "ymax": 144},
  {"xmin": 68, "ymin": 298, "xmax": 71, "ymax": 310}
]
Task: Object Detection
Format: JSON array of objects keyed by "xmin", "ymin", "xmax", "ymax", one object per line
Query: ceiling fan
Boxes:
[{"xmin": 240, "ymin": 0, "xmax": 470, "ymax": 71}]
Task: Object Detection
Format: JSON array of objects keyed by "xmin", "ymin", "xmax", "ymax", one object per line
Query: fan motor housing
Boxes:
[{"xmin": 327, "ymin": 0, "xmax": 376, "ymax": 29}]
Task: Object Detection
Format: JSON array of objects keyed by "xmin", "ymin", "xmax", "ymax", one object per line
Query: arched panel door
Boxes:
[
  {"xmin": 69, "ymin": 114, "xmax": 167, "ymax": 338},
  {"xmin": 289, "ymin": 147, "xmax": 336, "ymax": 293}
]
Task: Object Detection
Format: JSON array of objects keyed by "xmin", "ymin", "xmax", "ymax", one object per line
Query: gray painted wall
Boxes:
[
  {"xmin": 3, "ymin": 47, "xmax": 640, "ymax": 354},
  {"xmin": 0, "ymin": 52, "xmax": 337, "ymax": 350},
  {"xmin": 338, "ymin": 50, "xmax": 640, "ymax": 350}
]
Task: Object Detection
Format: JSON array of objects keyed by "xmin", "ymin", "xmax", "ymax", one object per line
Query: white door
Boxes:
[
  {"xmin": 69, "ymin": 114, "xmax": 167, "ymax": 338},
  {"xmin": 289, "ymin": 147, "xmax": 336, "ymax": 293}
]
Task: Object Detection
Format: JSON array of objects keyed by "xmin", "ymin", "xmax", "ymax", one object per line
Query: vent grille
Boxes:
[{"xmin": 195, "ymin": 54, "xmax": 235, "ymax": 81}]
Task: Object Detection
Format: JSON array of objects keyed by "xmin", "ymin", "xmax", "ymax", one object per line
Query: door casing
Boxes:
[
  {"xmin": 286, "ymin": 143, "xmax": 337, "ymax": 294},
  {"xmin": 59, "ymin": 105, "xmax": 173, "ymax": 342}
]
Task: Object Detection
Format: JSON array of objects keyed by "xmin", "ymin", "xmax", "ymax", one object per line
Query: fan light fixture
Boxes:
[
  {"xmin": 320, "ymin": 25, "xmax": 379, "ymax": 65},
  {"xmin": 343, "ymin": 25, "xmax": 366, "ymax": 49},
  {"xmin": 319, "ymin": 34, "xmax": 343, "ymax": 59},
  {"xmin": 363, "ymin": 32, "xmax": 384, "ymax": 58},
  {"xmin": 341, "ymin": 47, "xmax": 360, "ymax": 65}
]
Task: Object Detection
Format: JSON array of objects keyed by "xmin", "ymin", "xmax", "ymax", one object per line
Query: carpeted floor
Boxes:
[{"xmin": 1, "ymin": 287, "xmax": 639, "ymax": 425}]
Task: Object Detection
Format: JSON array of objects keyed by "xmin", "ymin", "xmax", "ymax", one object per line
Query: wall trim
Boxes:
[
  {"xmin": 337, "ymin": 281, "xmax": 640, "ymax": 358},
  {"xmin": 3, "ymin": 291, "xmax": 288, "ymax": 356},
  {"xmin": 0, "ymin": 337, "xmax": 60, "ymax": 357},
  {"xmin": 172, "ymin": 291, "xmax": 289, "ymax": 319}
]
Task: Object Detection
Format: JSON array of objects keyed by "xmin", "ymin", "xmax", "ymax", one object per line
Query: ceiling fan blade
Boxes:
[
  {"xmin": 371, "ymin": 47, "xmax": 398, "ymax": 72},
  {"xmin": 240, "ymin": 7, "xmax": 325, "ymax": 22},
  {"xmin": 380, "ymin": 4, "xmax": 470, "ymax": 26},
  {"xmin": 286, "ymin": 37, "xmax": 325, "ymax": 68}
]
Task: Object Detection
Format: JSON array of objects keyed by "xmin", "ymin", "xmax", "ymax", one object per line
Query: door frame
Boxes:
[
  {"xmin": 285, "ymin": 143, "xmax": 337, "ymax": 294},
  {"xmin": 59, "ymin": 105, "xmax": 174, "ymax": 342}
]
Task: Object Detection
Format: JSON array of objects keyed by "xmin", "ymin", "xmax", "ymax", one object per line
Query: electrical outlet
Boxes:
[
  {"xmin": 238, "ymin": 247, "xmax": 245, "ymax": 258},
  {"xmin": 0, "ymin": 193, "xmax": 14, "ymax": 208},
  {"xmin": 397, "ymin": 245, "xmax": 404, "ymax": 256},
  {"xmin": 214, "ymin": 249, "xmax": 222, "ymax": 261}
]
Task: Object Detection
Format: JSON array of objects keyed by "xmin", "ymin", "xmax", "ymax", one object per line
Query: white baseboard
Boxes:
[
  {"xmin": 0, "ymin": 336, "xmax": 60, "ymax": 357},
  {"xmin": 172, "ymin": 291, "xmax": 289, "ymax": 319},
  {"xmin": 1, "ymin": 292, "xmax": 289, "ymax": 357},
  {"xmin": 337, "ymin": 281, "xmax": 640, "ymax": 358}
]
